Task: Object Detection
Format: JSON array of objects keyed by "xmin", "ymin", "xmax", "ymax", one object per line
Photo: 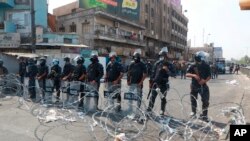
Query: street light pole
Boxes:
[{"xmin": 31, "ymin": 0, "xmax": 36, "ymax": 53}]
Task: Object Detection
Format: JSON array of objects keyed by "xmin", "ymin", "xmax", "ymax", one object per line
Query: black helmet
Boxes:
[
  {"xmin": 159, "ymin": 47, "xmax": 168, "ymax": 56},
  {"xmin": 64, "ymin": 57, "xmax": 70, "ymax": 62},
  {"xmin": 74, "ymin": 56, "xmax": 85, "ymax": 64},
  {"xmin": 133, "ymin": 50, "xmax": 141, "ymax": 63},
  {"xmin": 28, "ymin": 58, "xmax": 35, "ymax": 65}
]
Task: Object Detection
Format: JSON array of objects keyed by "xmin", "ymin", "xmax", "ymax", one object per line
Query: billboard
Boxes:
[{"xmin": 79, "ymin": 0, "xmax": 140, "ymax": 21}]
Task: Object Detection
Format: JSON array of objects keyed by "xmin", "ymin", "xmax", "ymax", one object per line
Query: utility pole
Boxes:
[{"xmin": 31, "ymin": 0, "xmax": 36, "ymax": 53}]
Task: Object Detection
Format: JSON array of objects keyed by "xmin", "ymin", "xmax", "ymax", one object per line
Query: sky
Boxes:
[{"xmin": 48, "ymin": 0, "xmax": 250, "ymax": 60}]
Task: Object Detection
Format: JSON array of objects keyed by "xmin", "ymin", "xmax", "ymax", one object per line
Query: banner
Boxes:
[{"xmin": 79, "ymin": 0, "xmax": 140, "ymax": 21}]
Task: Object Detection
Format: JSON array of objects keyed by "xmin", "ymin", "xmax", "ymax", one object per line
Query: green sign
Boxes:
[{"xmin": 79, "ymin": 0, "xmax": 141, "ymax": 21}]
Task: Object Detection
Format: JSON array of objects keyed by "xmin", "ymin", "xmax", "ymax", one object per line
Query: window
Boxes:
[
  {"xmin": 151, "ymin": 8, "xmax": 154, "ymax": 17},
  {"xmin": 0, "ymin": 22, "xmax": 4, "ymax": 29},
  {"xmin": 145, "ymin": 4, "xmax": 148, "ymax": 13},
  {"xmin": 71, "ymin": 8, "xmax": 77, "ymax": 13},
  {"xmin": 70, "ymin": 22, "xmax": 76, "ymax": 32},
  {"xmin": 151, "ymin": 22, "xmax": 154, "ymax": 30},
  {"xmin": 43, "ymin": 38, "xmax": 48, "ymax": 43},
  {"xmin": 145, "ymin": 19, "xmax": 148, "ymax": 28},
  {"xmin": 82, "ymin": 22, "xmax": 91, "ymax": 34},
  {"xmin": 59, "ymin": 25, "xmax": 65, "ymax": 32},
  {"xmin": 64, "ymin": 38, "xmax": 72, "ymax": 44},
  {"xmin": 164, "ymin": 4, "xmax": 166, "ymax": 11}
]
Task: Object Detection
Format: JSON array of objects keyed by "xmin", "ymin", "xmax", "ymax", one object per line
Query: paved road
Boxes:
[{"xmin": 0, "ymin": 72, "xmax": 249, "ymax": 141}]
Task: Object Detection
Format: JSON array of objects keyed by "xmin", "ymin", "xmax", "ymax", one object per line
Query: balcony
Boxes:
[
  {"xmin": 0, "ymin": 0, "xmax": 14, "ymax": 8},
  {"xmin": 94, "ymin": 29, "xmax": 146, "ymax": 47}
]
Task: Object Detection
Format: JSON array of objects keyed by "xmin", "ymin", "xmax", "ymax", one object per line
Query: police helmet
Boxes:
[
  {"xmin": 109, "ymin": 51, "xmax": 117, "ymax": 58},
  {"xmin": 159, "ymin": 47, "xmax": 168, "ymax": 56},
  {"xmin": 74, "ymin": 56, "xmax": 85, "ymax": 64},
  {"xmin": 52, "ymin": 59, "xmax": 59, "ymax": 65},
  {"xmin": 194, "ymin": 51, "xmax": 209, "ymax": 62},
  {"xmin": 64, "ymin": 57, "xmax": 70, "ymax": 62},
  {"xmin": 28, "ymin": 58, "xmax": 35, "ymax": 64},
  {"xmin": 91, "ymin": 50, "xmax": 98, "ymax": 58}
]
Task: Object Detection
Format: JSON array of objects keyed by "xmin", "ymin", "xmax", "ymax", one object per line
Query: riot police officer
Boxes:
[
  {"xmin": 26, "ymin": 58, "xmax": 38, "ymax": 99},
  {"xmin": 61, "ymin": 57, "xmax": 75, "ymax": 81},
  {"xmin": 0, "ymin": 59, "xmax": 8, "ymax": 75},
  {"xmin": 37, "ymin": 57, "xmax": 49, "ymax": 101},
  {"xmin": 48, "ymin": 59, "xmax": 62, "ymax": 102},
  {"xmin": 18, "ymin": 57, "xmax": 27, "ymax": 84},
  {"xmin": 87, "ymin": 51, "xmax": 104, "ymax": 109},
  {"xmin": 127, "ymin": 50, "xmax": 147, "ymax": 108},
  {"xmin": 72, "ymin": 56, "xmax": 86, "ymax": 108},
  {"xmin": 186, "ymin": 51, "xmax": 211, "ymax": 122},
  {"xmin": 105, "ymin": 52, "xmax": 124, "ymax": 111},
  {"xmin": 147, "ymin": 47, "xmax": 175, "ymax": 115}
]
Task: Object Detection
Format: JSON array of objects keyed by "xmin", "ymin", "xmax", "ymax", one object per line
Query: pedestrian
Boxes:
[
  {"xmin": 186, "ymin": 51, "xmax": 211, "ymax": 122},
  {"xmin": 180, "ymin": 62, "xmax": 187, "ymax": 79},
  {"xmin": 147, "ymin": 47, "xmax": 176, "ymax": 115},
  {"xmin": 0, "ymin": 59, "xmax": 8, "ymax": 76},
  {"xmin": 72, "ymin": 56, "xmax": 87, "ymax": 109},
  {"xmin": 18, "ymin": 57, "xmax": 27, "ymax": 84},
  {"xmin": 127, "ymin": 50, "xmax": 147, "ymax": 108},
  {"xmin": 87, "ymin": 51, "xmax": 104, "ymax": 110},
  {"xmin": 234, "ymin": 64, "xmax": 240, "ymax": 74},
  {"xmin": 48, "ymin": 59, "xmax": 62, "ymax": 102},
  {"xmin": 105, "ymin": 52, "xmax": 124, "ymax": 111},
  {"xmin": 37, "ymin": 57, "xmax": 48, "ymax": 102},
  {"xmin": 26, "ymin": 58, "xmax": 38, "ymax": 100},
  {"xmin": 146, "ymin": 61, "xmax": 152, "ymax": 76}
]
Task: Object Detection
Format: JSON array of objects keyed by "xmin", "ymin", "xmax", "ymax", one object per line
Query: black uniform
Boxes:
[
  {"xmin": 72, "ymin": 64, "xmax": 87, "ymax": 107},
  {"xmin": 106, "ymin": 61, "xmax": 123, "ymax": 102},
  {"xmin": 187, "ymin": 61, "xmax": 211, "ymax": 118},
  {"xmin": 127, "ymin": 61, "xmax": 146, "ymax": 85},
  {"xmin": 87, "ymin": 62, "xmax": 104, "ymax": 90},
  {"xmin": 127, "ymin": 61, "xmax": 146, "ymax": 108},
  {"xmin": 62, "ymin": 63, "xmax": 75, "ymax": 81},
  {"xmin": 148, "ymin": 60, "xmax": 175, "ymax": 112},
  {"xmin": 27, "ymin": 64, "xmax": 38, "ymax": 99},
  {"xmin": 37, "ymin": 64, "xmax": 48, "ymax": 99},
  {"xmin": 48, "ymin": 65, "xmax": 62, "ymax": 99},
  {"xmin": 19, "ymin": 61, "xmax": 27, "ymax": 84}
]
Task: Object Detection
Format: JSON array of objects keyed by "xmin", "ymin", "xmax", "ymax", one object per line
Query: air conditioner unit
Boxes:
[{"xmin": 114, "ymin": 21, "xmax": 120, "ymax": 28}]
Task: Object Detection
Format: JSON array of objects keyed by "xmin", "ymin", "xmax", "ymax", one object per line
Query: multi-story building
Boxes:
[
  {"xmin": 0, "ymin": 0, "xmax": 83, "ymax": 56},
  {"xmin": 54, "ymin": 1, "xmax": 146, "ymax": 58},
  {"xmin": 140, "ymin": 0, "xmax": 188, "ymax": 59}
]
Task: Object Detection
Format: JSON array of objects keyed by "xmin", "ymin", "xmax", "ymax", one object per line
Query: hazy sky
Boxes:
[{"xmin": 48, "ymin": 0, "xmax": 250, "ymax": 60}]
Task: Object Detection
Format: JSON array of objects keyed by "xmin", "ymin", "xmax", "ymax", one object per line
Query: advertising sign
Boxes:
[
  {"xmin": 0, "ymin": 33, "xmax": 20, "ymax": 48},
  {"xmin": 79, "ymin": 0, "xmax": 140, "ymax": 21}
]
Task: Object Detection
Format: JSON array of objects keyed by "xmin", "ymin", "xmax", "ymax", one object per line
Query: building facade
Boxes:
[
  {"xmin": 0, "ymin": 0, "xmax": 82, "ymax": 53},
  {"xmin": 140, "ymin": 0, "xmax": 188, "ymax": 59},
  {"xmin": 54, "ymin": 2, "xmax": 146, "ymax": 58}
]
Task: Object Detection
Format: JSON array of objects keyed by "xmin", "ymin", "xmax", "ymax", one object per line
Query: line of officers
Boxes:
[{"xmin": 16, "ymin": 47, "xmax": 211, "ymax": 121}]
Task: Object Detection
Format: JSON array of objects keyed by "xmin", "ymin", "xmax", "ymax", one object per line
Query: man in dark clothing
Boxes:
[
  {"xmin": 0, "ymin": 59, "xmax": 8, "ymax": 76},
  {"xmin": 62, "ymin": 57, "xmax": 75, "ymax": 81},
  {"xmin": 186, "ymin": 51, "xmax": 211, "ymax": 122},
  {"xmin": 146, "ymin": 61, "xmax": 152, "ymax": 76},
  {"xmin": 180, "ymin": 62, "xmax": 187, "ymax": 79},
  {"xmin": 105, "ymin": 52, "xmax": 124, "ymax": 111},
  {"xmin": 48, "ymin": 59, "xmax": 62, "ymax": 102},
  {"xmin": 147, "ymin": 47, "xmax": 175, "ymax": 115},
  {"xmin": 87, "ymin": 52, "xmax": 104, "ymax": 109},
  {"xmin": 72, "ymin": 56, "xmax": 87, "ymax": 108},
  {"xmin": 26, "ymin": 58, "xmax": 38, "ymax": 99},
  {"xmin": 37, "ymin": 57, "xmax": 49, "ymax": 101},
  {"xmin": 18, "ymin": 57, "xmax": 27, "ymax": 84},
  {"xmin": 127, "ymin": 51, "xmax": 147, "ymax": 108}
]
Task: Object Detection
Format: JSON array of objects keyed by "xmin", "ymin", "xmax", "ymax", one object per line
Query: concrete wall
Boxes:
[{"xmin": 53, "ymin": 1, "xmax": 79, "ymax": 16}]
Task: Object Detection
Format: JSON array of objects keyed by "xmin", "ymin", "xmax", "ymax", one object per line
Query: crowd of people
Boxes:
[{"xmin": 0, "ymin": 48, "xmax": 226, "ymax": 123}]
